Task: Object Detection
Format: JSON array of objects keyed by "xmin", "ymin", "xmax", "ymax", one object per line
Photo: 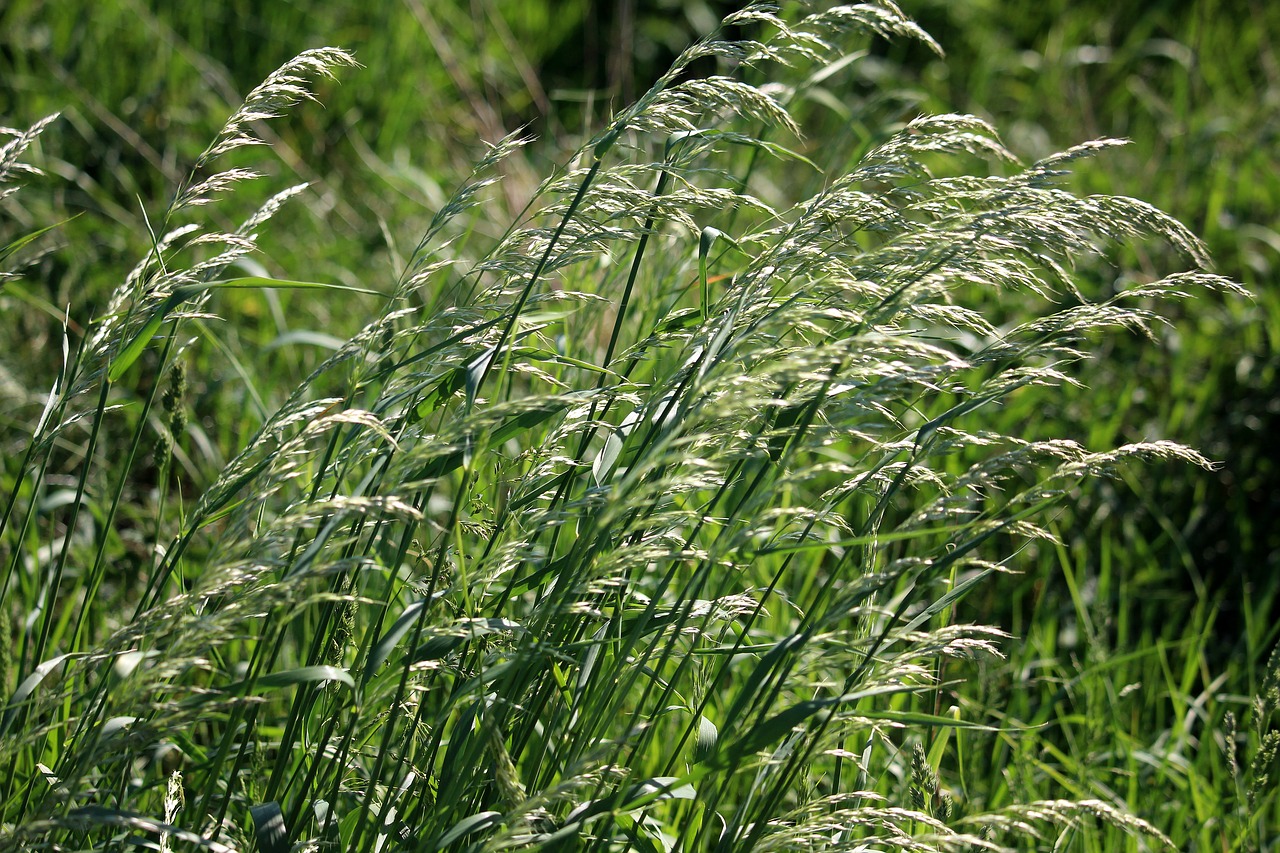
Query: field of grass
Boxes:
[{"xmin": 2, "ymin": 1, "xmax": 1277, "ymax": 850}]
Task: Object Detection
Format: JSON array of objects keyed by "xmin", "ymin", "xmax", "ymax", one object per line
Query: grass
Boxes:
[{"xmin": 1, "ymin": 1, "xmax": 1276, "ymax": 850}]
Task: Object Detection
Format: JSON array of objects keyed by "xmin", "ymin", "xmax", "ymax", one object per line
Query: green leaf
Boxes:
[
  {"xmin": 699, "ymin": 226, "xmax": 722, "ymax": 319},
  {"xmin": 848, "ymin": 708, "xmax": 1009, "ymax": 731},
  {"xmin": 434, "ymin": 811, "xmax": 502, "ymax": 849},
  {"xmin": 671, "ymin": 129, "xmax": 821, "ymax": 171},
  {"xmin": 364, "ymin": 599, "xmax": 427, "ymax": 684},
  {"xmin": 107, "ymin": 276, "xmax": 385, "ymax": 382},
  {"xmin": 901, "ymin": 567, "xmax": 996, "ymax": 633},
  {"xmin": 653, "ymin": 307, "xmax": 704, "ymax": 334},
  {"xmin": 723, "ymin": 698, "xmax": 835, "ymax": 762},
  {"xmin": 515, "ymin": 345, "xmax": 619, "ymax": 377},
  {"xmin": 592, "ymin": 430, "xmax": 626, "ymax": 485},
  {"xmin": 63, "ymin": 806, "xmax": 236, "ymax": 852},
  {"xmin": 465, "ymin": 344, "xmax": 497, "ymax": 404},
  {"xmin": 693, "ymin": 715, "xmax": 719, "ymax": 764},
  {"xmin": 265, "ymin": 329, "xmax": 346, "ymax": 351},
  {"xmin": 250, "ymin": 802, "xmax": 289, "ymax": 853},
  {"xmin": 416, "ymin": 367, "xmax": 469, "ymax": 420},
  {"xmin": 716, "ymin": 685, "xmax": 928, "ymax": 767},
  {"xmin": 107, "ymin": 299, "xmax": 179, "ymax": 382},
  {"xmin": 1, "ymin": 654, "xmax": 75, "ymax": 738},
  {"xmin": 718, "ymin": 634, "xmax": 805, "ymax": 734},
  {"xmin": 102, "ymin": 716, "xmax": 137, "ymax": 737},
  {"xmin": 623, "ymin": 777, "xmax": 697, "ymax": 808},
  {"xmin": 179, "ymin": 665, "xmax": 353, "ymax": 708},
  {"xmin": 410, "ymin": 618, "xmax": 523, "ymax": 663},
  {"xmin": 254, "ymin": 665, "xmax": 354, "ymax": 690},
  {"xmin": 184, "ymin": 276, "xmax": 384, "ymax": 296},
  {"xmin": 414, "ymin": 399, "xmax": 573, "ymax": 480},
  {"xmin": 564, "ymin": 777, "xmax": 698, "ymax": 830},
  {"xmin": 413, "ymin": 332, "xmax": 587, "ymax": 422},
  {"xmin": 0, "ymin": 215, "xmax": 79, "ymax": 267}
]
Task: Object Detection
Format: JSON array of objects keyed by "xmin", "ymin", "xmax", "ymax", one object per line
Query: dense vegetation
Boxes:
[{"xmin": 1, "ymin": 1, "xmax": 1276, "ymax": 850}]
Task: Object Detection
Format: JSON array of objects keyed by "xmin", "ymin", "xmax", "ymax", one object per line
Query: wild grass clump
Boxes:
[{"xmin": 0, "ymin": 2, "xmax": 1249, "ymax": 850}]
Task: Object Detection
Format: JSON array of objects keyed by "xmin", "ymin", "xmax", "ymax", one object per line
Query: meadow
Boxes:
[{"xmin": 1, "ymin": 1, "xmax": 1277, "ymax": 850}]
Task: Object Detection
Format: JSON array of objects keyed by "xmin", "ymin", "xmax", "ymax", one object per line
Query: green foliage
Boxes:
[{"xmin": 0, "ymin": 1, "xmax": 1273, "ymax": 851}]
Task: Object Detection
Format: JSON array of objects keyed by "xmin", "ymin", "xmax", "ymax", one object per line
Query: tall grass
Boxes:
[{"xmin": 0, "ymin": 2, "xmax": 1259, "ymax": 850}]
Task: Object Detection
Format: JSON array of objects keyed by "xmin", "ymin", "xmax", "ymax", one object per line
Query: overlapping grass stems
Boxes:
[{"xmin": 0, "ymin": 2, "xmax": 1252, "ymax": 851}]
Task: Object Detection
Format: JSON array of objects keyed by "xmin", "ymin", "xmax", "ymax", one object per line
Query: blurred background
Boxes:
[{"xmin": 2, "ymin": 0, "xmax": 1276, "ymax": 676}]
